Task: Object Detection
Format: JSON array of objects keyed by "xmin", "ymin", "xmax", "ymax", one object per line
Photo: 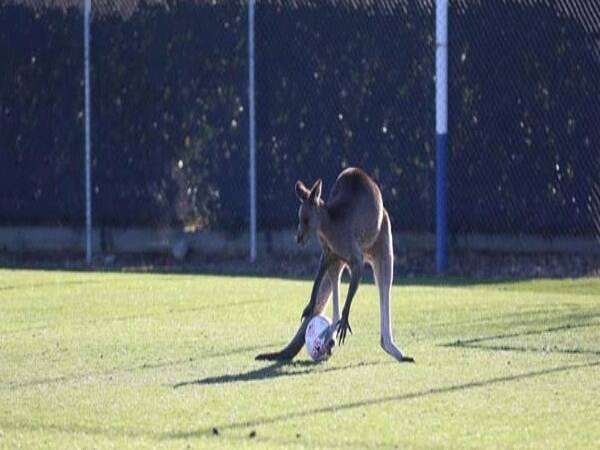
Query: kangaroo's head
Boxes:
[{"xmin": 294, "ymin": 179, "xmax": 322, "ymax": 245}]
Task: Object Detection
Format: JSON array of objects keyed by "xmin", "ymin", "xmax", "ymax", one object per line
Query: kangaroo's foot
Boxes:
[
  {"xmin": 336, "ymin": 317, "xmax": 353, "ymax": 345},
  {"xmin": 380, "ymin": 336, "xmax": 415, "ymax": 363}
]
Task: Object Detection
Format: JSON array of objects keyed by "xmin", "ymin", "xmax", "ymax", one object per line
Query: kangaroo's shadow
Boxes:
[{"xmin": 173, "ymin": 360, "xmax": 387, "ymax": 388}]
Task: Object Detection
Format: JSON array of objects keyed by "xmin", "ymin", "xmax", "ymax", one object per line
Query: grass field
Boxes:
[{"xmin": 1, "ymin": 269, "xmax": 599, "ymax": 449}]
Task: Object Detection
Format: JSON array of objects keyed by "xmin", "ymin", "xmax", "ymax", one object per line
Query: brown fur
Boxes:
[{"xmin": 256, "ymin": 167, "xmax": 413, "ymax": 362}]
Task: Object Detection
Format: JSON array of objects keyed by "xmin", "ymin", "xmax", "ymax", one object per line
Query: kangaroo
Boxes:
[{"xmin": 256, "ymin": 167, "xmax": 414, "ymax": 363}]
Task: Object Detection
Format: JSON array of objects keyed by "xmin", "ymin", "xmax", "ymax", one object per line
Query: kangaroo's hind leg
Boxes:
[
  {"xmin": 255, "ymin": 273, "xmax": 333, "ymax": 361},
  {"xmin": 328, "ymin": 259, "xmax": 345, "ymax": 326},
  {"xmin": 302, "ymin": 251, "xmax": 335, "ymax": 320},
  {"xmin": 371, "ymin": 213, "xmax": 414, "ymax": 363},
  {"xmin": 326, "ymin": 259, "xmax": 345, "ymax": 351}
]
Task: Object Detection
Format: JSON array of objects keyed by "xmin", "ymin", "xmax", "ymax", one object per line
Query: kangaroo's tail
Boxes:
[
  {"xmin": 255, "ymin": 274, "xmax": 333, "ymax": 361},
  {"xmin": 255, "ymin": 318, "xmax": 309, "ymax": 361}
]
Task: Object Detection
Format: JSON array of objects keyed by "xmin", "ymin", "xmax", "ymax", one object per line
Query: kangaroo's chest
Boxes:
[{"xmin": 317, "ymin": 229, "xmax": 356, "ymax": 263}]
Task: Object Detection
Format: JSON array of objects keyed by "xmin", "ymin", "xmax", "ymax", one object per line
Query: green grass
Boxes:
[{"xmin": 1, "ymin": 269, "xmax": 599, "ymax": 449}]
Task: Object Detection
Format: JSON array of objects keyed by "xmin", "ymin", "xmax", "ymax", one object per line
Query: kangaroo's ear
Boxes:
[
  {"xmin": 295, "ymin": 181, "xmax": 310, "ymax": 202},
  {"xmin": 308, "ymin": 179, "xmax": 322, "ymax": 204}
]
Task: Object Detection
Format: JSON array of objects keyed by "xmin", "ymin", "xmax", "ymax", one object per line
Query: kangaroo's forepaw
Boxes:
[{"xmin": 335, "ymin": 318, "xmax": 352, "ymax": 345}]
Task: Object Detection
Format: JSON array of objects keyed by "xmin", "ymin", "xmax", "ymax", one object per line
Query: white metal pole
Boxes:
[
  {"xmin": 435, "ymin": 0, "xmax": 448, "ymax": 273},
  {"xmin": 248, "ymin": 0, "xmax": 257, "ymax": 262},
  {"xmin": 84, "ymin": 0, "xmax": 92, "ymax": 264}
]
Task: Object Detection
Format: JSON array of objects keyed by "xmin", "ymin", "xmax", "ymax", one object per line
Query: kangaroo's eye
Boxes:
[{"xmin": 302, "ymin": 218, "xmax": 309, "ymax": 225}]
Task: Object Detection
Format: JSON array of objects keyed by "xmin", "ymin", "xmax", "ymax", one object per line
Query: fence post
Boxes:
[
  {"xmin": 84, "ymin": 0, "xmax": 92, "ymax": 264},
  {"xmin": 436, "ymin": 0, "xmax": 448, "ymax": 273},
  {"xmin": 248, "ymin": 0, "xmax": 257, "ymax": 262}
]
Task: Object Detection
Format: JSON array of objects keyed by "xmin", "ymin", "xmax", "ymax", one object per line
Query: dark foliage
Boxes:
[{"xmin": 0, "ymin": 1, "xmax": 598, "ymax": 237}]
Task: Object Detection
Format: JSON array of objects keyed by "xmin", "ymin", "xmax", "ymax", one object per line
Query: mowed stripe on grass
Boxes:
[{"xmin": 1, "ymin": 269, "xmax": 599, "ymax": 449}]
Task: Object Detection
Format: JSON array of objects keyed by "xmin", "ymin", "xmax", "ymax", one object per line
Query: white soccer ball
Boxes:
[{"xmin": 305, "ymin": 315, "xmax": 335, "ymax": 362}]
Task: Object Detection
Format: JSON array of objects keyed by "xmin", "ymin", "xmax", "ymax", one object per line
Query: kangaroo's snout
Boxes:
[{"xmin": 296, "ymin": 231, "xmax": 305, "ymax": 246}]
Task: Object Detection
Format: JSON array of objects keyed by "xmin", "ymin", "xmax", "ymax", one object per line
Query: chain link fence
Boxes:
[
  {"xmin": 90, "ymin": 0, "xmax": 247, "ymax": 232},
  {"xmin": 1, "ymin": 0, "xmax": 83, "ymax": 226},
  {"xmin": 1, "ymin": 0, "xmax": 599, "ymax": 261},
  {"xmin": 255, "ymin": 2, "xmax": 435, "ymax": 231},
  {"xmin": 448, "ymin": 0, "xmax": 600, "ymax": 239}
]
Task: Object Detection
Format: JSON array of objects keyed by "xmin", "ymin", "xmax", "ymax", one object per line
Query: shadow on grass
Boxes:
[
  {"xmin": 442, "ymin": 319, "xmax": 600, "ymax": 356},
  {"xmin": 454, "ymin": 343, "xmax": 600, "ymax": 357},
  {"xmin": 1, "ymin": 343, "xmax": 282, "ymax": 391},
  {"xmin": 164, "ymin": 359, "xmax": 600, "ymax": 440},
  {"xmin": 1, "ymin": 254, "xmax": 576, "ymax": 288},
  {"xmin": 173, "ymin": 360, "xmax": 388, "ymax": 388},
  {"xmin": 0, "ymin": 280, "xmax": 101, "ymax": 292},
  {"xmin": 3, "ymin": 360, "xmax": 599, "ymax": 447},
  {"xmin": 0, "ymin": 297, "xmax": 272, "ymax": 338},
  {"xmin": 444, "ymin": 320, "xmax": 600, "ymax": 347},
  {"xmin": 424, "ymin": 306, "xmax": 600, "ymax": 335},
  {"xmin": 0, "ymin": 420, "xmax": 149, "ymax": 442},
  {"xmin": 0, "ymin": 418, "xmax": 399, "ymax": 449}
]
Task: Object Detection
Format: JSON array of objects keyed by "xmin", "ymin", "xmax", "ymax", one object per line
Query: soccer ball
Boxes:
[{"xmin": 305, "ymin": 315, "xmax": 335, "ymax": 362}]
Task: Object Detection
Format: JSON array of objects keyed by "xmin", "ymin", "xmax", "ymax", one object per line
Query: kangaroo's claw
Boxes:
[{"xmin": 335, "ymin": 318, "xmax": 352, "ymax": 345}]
